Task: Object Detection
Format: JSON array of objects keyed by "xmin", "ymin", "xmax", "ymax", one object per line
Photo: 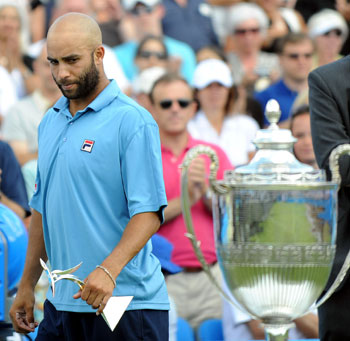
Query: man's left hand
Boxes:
[{"xmin": 73, "ymin": 267, "xmax": 115, "ymax": 315}]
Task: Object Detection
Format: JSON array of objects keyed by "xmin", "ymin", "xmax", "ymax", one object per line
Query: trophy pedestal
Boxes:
[{"xmin": 264, "ymin": 323, "xmax": 291, "ymax": 341}]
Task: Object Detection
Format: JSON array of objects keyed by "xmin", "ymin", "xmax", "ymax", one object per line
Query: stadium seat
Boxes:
[
  {"xmin": 177, "ymin": 317, "xmax": 195, "ymax": 341},
  {"xmin": 197, "ymin": 319, "xmax": 224, "ymax": 341}
]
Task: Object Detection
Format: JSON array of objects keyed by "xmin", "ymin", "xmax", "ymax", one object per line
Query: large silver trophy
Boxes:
[{"xmin": 181, "ymin": 99, "xmax": 350, "ymax": 341}]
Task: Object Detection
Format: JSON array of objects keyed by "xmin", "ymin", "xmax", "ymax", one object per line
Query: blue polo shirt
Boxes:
[
  {"xmin": 254, "ymin": 79, "xmax": 298, "ymax": 125},
  {"xmin": 30, "ymin": 80, "xmax": 169, "ymax": 312}
]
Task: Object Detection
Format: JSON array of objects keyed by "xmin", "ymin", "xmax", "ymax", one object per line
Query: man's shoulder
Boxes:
[
  {"xmin": 311, "ymin": 55, "xmax": 350, "ymax": 78},
  {"xmin": 255, "ymin": 79, "xmax": 289, "ymax": 99},
  {"xmin": 114, "ymin": 93, "xmax": 158, "ymax": 128}
]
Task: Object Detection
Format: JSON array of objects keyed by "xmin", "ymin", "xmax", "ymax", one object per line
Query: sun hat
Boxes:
[
  {"xmin": 308, "ymin": 9, "xmax": 348, "ymax": 42},
  {"xmin": 192, "ymin": 58, "xmax": 233, "ymax": 90}
]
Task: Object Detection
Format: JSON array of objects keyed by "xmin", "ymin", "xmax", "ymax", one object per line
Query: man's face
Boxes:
[
  {"xmin": 151, "ymin": 80, "xmax": 196, "ymax": 135},
  {"xmin": 196, "ymin": 82, "xmax": 230, "ymax": 112},
  {"xmin": 47, "ymin": 33, "xmax": 100, "ymax": 100},
  {"xmin": 279, "ymin": 40, "xmax": 314, "ymax": 83},
  {"xmin": 291, "ymin": 113, "xmax": 316, "ymax": 166},
  {"xmin": 232, "ymin": 18, "xmax": 263, "ymax": 53},
  {"xmin": 130, "ymin": 3, "xmax": 160, "ymax": 30}
]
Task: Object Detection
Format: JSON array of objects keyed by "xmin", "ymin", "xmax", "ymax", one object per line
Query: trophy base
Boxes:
[{"xmin": 262, "ymin": 319, "xmax": 294, "ymax": 341}]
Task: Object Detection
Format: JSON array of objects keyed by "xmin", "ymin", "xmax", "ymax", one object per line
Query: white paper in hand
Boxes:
[{"xmin": 102, "ymin": 296, "xmax": 133, "ymax": 331}]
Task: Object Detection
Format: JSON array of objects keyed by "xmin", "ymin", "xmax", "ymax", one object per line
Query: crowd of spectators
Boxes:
[{"xmin": 1, "ymin": 0, "xmax": 349, "ymax": 339}]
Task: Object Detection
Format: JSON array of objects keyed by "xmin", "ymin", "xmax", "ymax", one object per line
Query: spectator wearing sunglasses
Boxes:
[
  {"xmin": 224, "ymin": 2, "xmax": 281, "ymax": 93},
  {"xmin": 134, "ymin": 35, "xmax": 170, "ymax": 74},
  {"xmin": 307, "ymin": 9, "xmax": 349, "ymax": 70},
  {"xmin": 113, "ymin": 0, "xmax": 196, "ymax": 82},
  {"xmin": 254, "ymin": 33, "xmax": 314, "ymax": 127},
  {"xmin": 254, "ymin": 0, "xmax": 307, "ymax": 52},
  {"xmin": 188, "ymin": 58, "xmax": 259, "ymax": 167},
  {"xmin": 149, "ymin": 73, "xmax": 232, "ymax": 329}
]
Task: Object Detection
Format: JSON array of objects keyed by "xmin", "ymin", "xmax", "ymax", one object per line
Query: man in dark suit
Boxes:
[{"xmin": 309, "ymin": 55, "xmax": 350, "ymax": 340}]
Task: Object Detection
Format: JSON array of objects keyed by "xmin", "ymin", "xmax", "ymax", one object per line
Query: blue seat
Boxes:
[
  {"xmin": 197, "ymin": 319, "xmax": 224, "ymax": 341},
  {"xmin": 177, "ymin": 317, "xmax": 195, "ymax": 341}
]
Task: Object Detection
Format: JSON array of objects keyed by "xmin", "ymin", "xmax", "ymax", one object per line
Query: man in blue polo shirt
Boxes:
[
  {"xmin": 10, "ymin": 13, "xmax": 169, "ymax": 341},
  {"xmin": 254, "ymin": 33, "xmax": 314, "ymax": 127}
]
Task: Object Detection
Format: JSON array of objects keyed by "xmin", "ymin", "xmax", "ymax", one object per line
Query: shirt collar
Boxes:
[
  {"xmin": 161, "ymin": 133, "xmax": 196, "ymax": 155},
  {"xmin": 52, "ymin": 79, "xmax": 120, "ymax": 117}
]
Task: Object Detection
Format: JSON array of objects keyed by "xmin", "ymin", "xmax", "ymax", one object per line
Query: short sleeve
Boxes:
[{"xmin": 121, "ymin": 123, "xmax": 168, "ymax": 223}]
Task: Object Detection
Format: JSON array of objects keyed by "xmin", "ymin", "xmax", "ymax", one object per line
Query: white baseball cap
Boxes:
[
  {"xmin": 122, "ymin": 0, "xmax": 160, "ymax": 11},
  {"xmin": 308, "ymin": 9, "xmax": 348, "ymax": 41},
  {"xmin": 192, "ymin": 59, "xmax": 233, "ymax": 90}
]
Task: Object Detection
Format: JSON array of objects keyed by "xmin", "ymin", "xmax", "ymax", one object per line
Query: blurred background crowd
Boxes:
[{"xmin": 0, "ymin": 0, "xmax": 349, "ymax": 340}]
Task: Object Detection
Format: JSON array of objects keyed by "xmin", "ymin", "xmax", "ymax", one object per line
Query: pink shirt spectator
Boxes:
[{"xmin": 158, "ymin": 135, "xmax": 232, "ymax": 267}]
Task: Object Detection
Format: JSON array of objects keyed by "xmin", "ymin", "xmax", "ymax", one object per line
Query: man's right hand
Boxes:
[
  {"xmin": 187, "ymin": 157, "xmax": 208, "ymax": 205},
  {"xmin": 9, "ymin": 287, "xmax": 38, "ymax": 333}
]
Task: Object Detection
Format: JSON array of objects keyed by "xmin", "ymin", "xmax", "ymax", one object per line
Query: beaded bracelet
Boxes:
[{"xmin": 96, "ymin": 265, "xmax": 116, "ymax": 288}]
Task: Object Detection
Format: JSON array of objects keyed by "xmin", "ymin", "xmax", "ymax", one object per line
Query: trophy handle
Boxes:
[
  {"xmin": 315, "ymin": 144, "xmax": 350, "ymax": 308},
  {"xmin": 181, "ymin": 145, "xmax": 257, "ymax": 316}
]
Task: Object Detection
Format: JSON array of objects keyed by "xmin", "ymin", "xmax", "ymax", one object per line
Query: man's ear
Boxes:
[{"xmin": 94, "ymin": 45, "xmax": 105, "ymax": 65}]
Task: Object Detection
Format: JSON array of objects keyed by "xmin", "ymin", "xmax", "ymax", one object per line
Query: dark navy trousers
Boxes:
[{"xmin": 36, "ymin": 300, "xmax": 169, "ymax": 341}]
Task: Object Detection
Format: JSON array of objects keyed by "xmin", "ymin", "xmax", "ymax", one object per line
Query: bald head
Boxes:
[
  {"xmin": 46, "ymin": 12, "xmax": 109, "ymax": 107},
  {"xmin": 48, "ymin": 12, "xmax": 102, "ymax": 51}
]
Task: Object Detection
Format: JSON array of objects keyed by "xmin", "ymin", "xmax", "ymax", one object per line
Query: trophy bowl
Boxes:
[
  {"xmin": 181, "ymin": 100, "xmax": 350, "ymax": 341},
  {"xmin": 214, "ymin": 183, "xmax": 336, "ymax": 339}
]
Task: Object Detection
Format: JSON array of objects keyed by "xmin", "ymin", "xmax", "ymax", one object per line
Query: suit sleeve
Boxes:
[{"xmin": 308, "ymin": 69, "xmax": 350, "ymax": 185}]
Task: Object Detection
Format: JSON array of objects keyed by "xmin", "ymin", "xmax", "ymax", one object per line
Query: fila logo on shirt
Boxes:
[{"xmin": 81, "ymin": 139, "xmax": 95, "ymax": 153}]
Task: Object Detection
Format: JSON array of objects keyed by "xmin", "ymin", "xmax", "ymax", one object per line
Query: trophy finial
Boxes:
[{"xmin": 265, "ymin": 99, "xmax": 281, "ymax": 129}]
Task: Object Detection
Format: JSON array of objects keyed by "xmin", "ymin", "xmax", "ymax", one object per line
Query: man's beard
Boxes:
[{"xmin": 54, "ymin": 56, "xmax": 100, "ymax": 100}]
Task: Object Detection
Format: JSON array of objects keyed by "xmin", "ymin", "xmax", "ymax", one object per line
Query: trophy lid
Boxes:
[{"xmin": 224, "ymin": 99, "xmax": 326, "ymax": 184}]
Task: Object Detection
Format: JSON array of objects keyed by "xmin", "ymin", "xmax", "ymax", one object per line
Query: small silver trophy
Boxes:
[
  {"xmin": 181, "ymin": 99, "xmax": 350, "ymax": 341},
  {"xmin": 40, "ymin": 259, "xmax": 133, "ymax": 331}
]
